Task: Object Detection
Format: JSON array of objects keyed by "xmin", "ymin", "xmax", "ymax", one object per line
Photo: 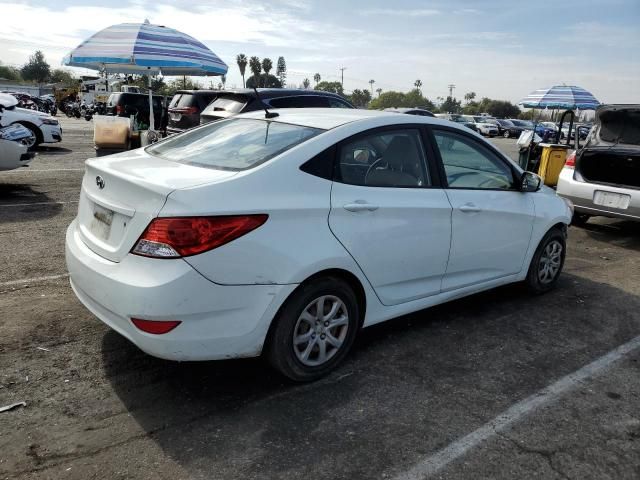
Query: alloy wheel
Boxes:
[
  {"xmin": 293, "ymin": 295, "xmax": 349, "ymax": 367},
  {"xmin": 538, "ymin": 240, "xmax": 563, "ymax": 284}
]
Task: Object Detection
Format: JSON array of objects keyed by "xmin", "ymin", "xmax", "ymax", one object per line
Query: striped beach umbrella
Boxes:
[
  {"xmin": 63, "ymin": 20, "xmax": 227, "ymax": 131},
  {"xmin": 518, "ymin": 85, "xmax": 600, "ymax": 110},
  {"xmin": 63, "ymin": 20, "xmax": 227, "ymax": 76}
]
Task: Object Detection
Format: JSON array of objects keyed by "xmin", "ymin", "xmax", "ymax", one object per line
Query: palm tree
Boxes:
[
  {"xmin": 376, "ymin": 87, "xmax": 382, "ymax": 97},
  {"xmin": 261, "ymin": 58, "xmax": 273, "ymax": 75},
  {"xmin": 221, "ymin": 74, "xmax": 227, "ymax": 90},
  {"xmin": 464, "ymin": 91, "xmax": 476, "ymax": 104},
  {"xmin": 414, "ymin": 79, "xmax": 423, "ymax": 93},
  {"xmin": 302, "ymin": 78, "xmax": 310, "ymax": 89},
  {"xmin": 369, "ymin": 79, "xmax": 375, "ymax": 94},
  {"xmin": 249, "ymin": 56, "xmax": 261, "ymax": 86},
  {"xmin": 236, "ymin": 54, "xmax": 247, "ymax": 88},
  {"xmin": 313, "ymin": 73, "xmax": 321, "ymax": 86}
]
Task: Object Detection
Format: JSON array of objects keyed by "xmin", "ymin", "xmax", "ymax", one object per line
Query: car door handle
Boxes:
[
  {"xmin": 459, "ymin": 203, "xmax": 481, "ymax": 213},
  {"xmin": 343, "ymin": 202, "xmax": 379, "ymax": 212}
]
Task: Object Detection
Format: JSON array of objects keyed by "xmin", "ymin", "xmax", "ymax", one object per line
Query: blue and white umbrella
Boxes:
[
  {"xmin": 518, "ymin": 85, "xmax": 600, "ymax": 110},
  {"xmin": 63, "ymin": 20, "xmax": 228, "ymax": 130}
]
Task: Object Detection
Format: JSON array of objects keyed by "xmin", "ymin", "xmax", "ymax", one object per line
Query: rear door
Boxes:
[
  {"xmin": 430, "ymin": 128, "xmax": 535, "ymax": 291},
  {"xmin": 329, "ymin": 126, "xmax": 452, "ymax": 306}
]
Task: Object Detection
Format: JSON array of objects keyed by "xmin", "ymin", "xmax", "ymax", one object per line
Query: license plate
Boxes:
[
  {"xmin": 90, "ymin": 204, "xmax": 114, "ymax": 240},
  {"xmin": 593, "ymin": 190, "xmax": 631, "ymax": 210}
]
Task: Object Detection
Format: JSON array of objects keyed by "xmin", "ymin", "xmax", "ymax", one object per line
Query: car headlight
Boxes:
[{"xmin": 42, "ymin": 118, "xmax": 58, "ymax": 125}]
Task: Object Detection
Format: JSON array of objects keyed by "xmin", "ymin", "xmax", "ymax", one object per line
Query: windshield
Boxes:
[
  {"xmin": 146, "ymin": 118, "xmax": 324, "ymax": 171},
  {"xmin": 510, "ymin": 120, "xmax": 527, "ymax": 127},
  {"xmin": 498, "ymin": 119, "xmax": 514, "ymax": 127},
  {"xmin": 204, "ymin": 95, "xmax": 247, "ymax": 114}
]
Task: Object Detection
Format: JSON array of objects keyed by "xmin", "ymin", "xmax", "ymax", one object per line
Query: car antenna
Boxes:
[{"xmin": 253, "ymin": 87, "xmax": 279, "ymax": 119}]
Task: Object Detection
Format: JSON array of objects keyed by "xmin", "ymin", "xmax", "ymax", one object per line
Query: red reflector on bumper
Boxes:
[{"xmin": 131, "ymin": 318, "xmax": 182, "ymax": 335}]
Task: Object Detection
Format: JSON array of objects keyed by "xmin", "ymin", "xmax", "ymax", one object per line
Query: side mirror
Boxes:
[{"xmin": 520, "ymin": 171, "xmax": 542, "ymax": 192}]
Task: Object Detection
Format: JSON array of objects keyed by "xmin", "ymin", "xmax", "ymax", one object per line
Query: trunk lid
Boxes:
[
  {"xmin": 590, "ymin": 104, "xmax": 640, "ymax": 147},
  {"xmin": 76, "ymin": 148, "xmax": 237, "ymax": 262}
]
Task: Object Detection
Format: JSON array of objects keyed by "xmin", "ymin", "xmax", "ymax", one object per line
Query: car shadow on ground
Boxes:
[
  {"xmin": 576, "ymin": 219, "xmax": 640, "ymax": 251},
  {"xmin": 0, "ymin": 183, "xmax": 62, "ymax": 221},
  {"xmin": 101, "ymin": 273, "xmax": 640, "ymax": 479},
  {"xmin": 34, "ymin": 145, "xmax": 73, "ymax": 154}
]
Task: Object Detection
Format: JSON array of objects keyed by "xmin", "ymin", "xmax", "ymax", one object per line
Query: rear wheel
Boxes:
[
  {"xmin": 266, "ymin": 276, "xmax": 360, "ymax": 382},
  {"xmin": 503, "ymin": 131, "xmax": 510, "ymax": 138},
  {"xmin": 525, "ymin": 228, "xmax": 566, "ymax": 294}
]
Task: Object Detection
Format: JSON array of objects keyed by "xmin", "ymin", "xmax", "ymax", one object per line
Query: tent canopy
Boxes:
[{"xmin": 519, "ymin": 85, "xmax": 600, "ymax": 110}]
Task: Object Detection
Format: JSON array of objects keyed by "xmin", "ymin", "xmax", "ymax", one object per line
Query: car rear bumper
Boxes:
[
  {"xmin": 65, "ymin": 220, "xmax": 297, "ymax": 360},
  {"xmin": 556, "ymin": 168, "xmax": 640, "ymax": 220}
]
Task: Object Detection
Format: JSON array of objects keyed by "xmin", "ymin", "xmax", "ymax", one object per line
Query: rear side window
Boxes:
[
  {"xmin": 269, "ymin": 96, "xmax": 330, "ymax": 108},
  {"xmin": 204, "ymin": 95, "xmax": 247, "ymax": 114},
  {"xmin": 175, "ymin": 94, "xmax": 195, "ymax": 108},
  {"xmin": 169, "ymin": 94, "xmax": 182, "ymax": 108},
  {"xmin": 146, "ymin": 118, "xmax": 323, "ymax": 171}
]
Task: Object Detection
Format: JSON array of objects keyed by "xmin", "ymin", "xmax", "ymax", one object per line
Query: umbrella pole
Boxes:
[{"xmin": 148, "ymin": 73, "xmax": 155, "ymax": 131}]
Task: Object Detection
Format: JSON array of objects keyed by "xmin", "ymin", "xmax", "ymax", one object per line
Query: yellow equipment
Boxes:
[{"xmin": 537, "ymin": 144, "xmax": 570, "ymax": 187}]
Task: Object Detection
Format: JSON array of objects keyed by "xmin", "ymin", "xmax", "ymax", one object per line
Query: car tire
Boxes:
[
  {"xmin": 503, "ymin": 131, "xmax": 510, "ymax": 138},
  {"xmin": 266, "ymin": 276, "xmax": 360, "ymax": 382},
  {"xmin": 571, "ymin": 213, "xmax": 590, "ymax": 227},
  {"xmin": 525, "ymin": 228, "xmax": 566, "ymax": 294},
  {"xmin": 16, "ymin": 123, "xmax": 41, "ymax": 150}
]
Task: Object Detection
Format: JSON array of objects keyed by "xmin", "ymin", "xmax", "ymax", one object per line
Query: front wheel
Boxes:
[
  {"xmin": 266, "ymin": 277, "xmax": 360, "ymax": 382},
  {"xmin": 503, "ymin": 131, "xmax": 510, "ymax": 138},
  {"xmin": 525, "ymin": 228, "xmax": 566, "ymax": 294}
]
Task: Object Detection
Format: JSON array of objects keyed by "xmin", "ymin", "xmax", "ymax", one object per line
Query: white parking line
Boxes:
[
  {"xmin": 0, "ymin": 200, "xmax": 78, "ymax": 208},
  {"xmin": 393, "ymin": 334, "xmax": 640, "ymax": 480},
  {"xmin": 0, "ymin": 273, "xmax": 69, "ymax": 287}
]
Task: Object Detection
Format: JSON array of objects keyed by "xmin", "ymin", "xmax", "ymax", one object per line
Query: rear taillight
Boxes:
[
  {"xmin": 169, "ymin": 106, "xmax": 198, "ymax": 115},
  {"xmin": 116, "ymin": 105, "xmax": 123, "ymax": 115},
  {"xmin": 132, "ymin": 215, "xmax": 268, "ymax": 258},
  {"xmin": 131, "ymin": 318, "xmax": 181, "ymax": 334},
  {"xmin": 565, "ymin": 151, "xmax": 576, "ymax": 169}
]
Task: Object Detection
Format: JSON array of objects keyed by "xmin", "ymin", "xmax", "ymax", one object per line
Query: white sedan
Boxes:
[{"xmin": 66, "ymin": 109, "xmax": 572, "ymax": 381}]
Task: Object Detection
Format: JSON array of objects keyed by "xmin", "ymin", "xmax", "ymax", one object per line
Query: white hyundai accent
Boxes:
[{"xmin": 66, "ymin": 108, "xmax": 572, "ymax": 381}]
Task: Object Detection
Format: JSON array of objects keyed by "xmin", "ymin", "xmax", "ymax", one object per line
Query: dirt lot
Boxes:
[{"xmin": 1, "ymin": 118, "xmax": 639, "ymax": 480}]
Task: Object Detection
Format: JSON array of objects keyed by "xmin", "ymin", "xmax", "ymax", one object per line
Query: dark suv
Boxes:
[
  {"xmin": 106, "ymin": 92, "xmax": 164, "ymax": 129},
  {"xmin": 199, "ymin": 89, "xmax": 354, "ymax": 125},
  {"xmin": 167, "ymin": 90, "xmax": 219, "ymax": 134}
]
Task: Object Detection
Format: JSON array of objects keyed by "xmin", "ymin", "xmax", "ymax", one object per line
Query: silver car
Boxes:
[{"xmin": 557, "ymin": 105, "xmax": 639, "ymax": 224}]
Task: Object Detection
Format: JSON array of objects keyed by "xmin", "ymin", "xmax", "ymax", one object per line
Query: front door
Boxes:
[
  {"xmin": 329, "ymin": 127, "xmax": 452, "ymax": 306},
  {"xmin": 431, "ymin": 128, "xmax": 535, "ymax": 291}
]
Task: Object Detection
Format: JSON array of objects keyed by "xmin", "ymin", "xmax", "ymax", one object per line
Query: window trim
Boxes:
[
  {"xmin": 331, "ymin": 124, "xmax": 443, "ymax": 189},
  {"xmin": 426, "ymin": 125, "xmax": 522, "ymax": 191}
]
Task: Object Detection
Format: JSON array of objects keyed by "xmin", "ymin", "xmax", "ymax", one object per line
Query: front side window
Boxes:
[
  {"xmin": 433, "ymin": 130, "xmax": 515, "ymax": 190},
  {"xmin": 337, "ymin": 129, "xmax": 429, "ymax": 188},
  {"xmin": 147, "ymin": 118, "xmax": 323, "ymax": 171}
]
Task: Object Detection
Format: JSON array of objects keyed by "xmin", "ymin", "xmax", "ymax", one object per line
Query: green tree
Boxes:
[
  {"xmin": 49, "ymin": 69, "xmax": 76, "ymax": 86},
  {"xmin": 414, "ymin": 79, "xmax": 422, "ymax": 92},
  {"xmin": 302, "ymin": 78, "xmax": 310, "ymax": 89},
  {"xmin": 376, "ymin": 87, "xmax": 382, "ymax": 97},
  {"xmin": 21, "ymin": 50, "xmax": 50, "ymax": 83},
  {"xmin": 249, "ymin": 56, "xmax": 261, "ymax": 86},
  {"xmin": 368, "ymin": 88, "xmax": 435, "ymax": 111},
  {"xmin": 314, "ymin": 81, "xmax": 343, "ymax": 95},
  {"xmin": 236, "ymin": 54, "xmax": 248, "ymax": 87},
  {"xmin": 221, "ymin": 74, "xmax": 227, "ymax": 89},
  {"xmin": 0, "ymin": 63, "xmax": 22, "ymax": 81},
  {"xmin": 246, "ymin": 74, "xmax": 281, "ymax": 88},
  {"xmin": 313, "ymin": 73, "xmax": 321, "ymax": 86},
  {"xmin": 276, "ymin": 57, "xmax": 287, "ymax": 87},
  {"xmin": 261, "ymin": 58, "xmax": 273, "ymax": 75},
  {"xmin": 440, "ymin": 96, "xmax": 462, "ymax": 113},
  {"xmin": 369, "ymin": 79, "xmax": 375, "ymax": 94},
  {"xmin": 464, "ymin": 91, "xmax": 476, "ymax": 104},
  {"xmin": 349, "ymin": 89, "xmax": 372, "ymax": 107}
]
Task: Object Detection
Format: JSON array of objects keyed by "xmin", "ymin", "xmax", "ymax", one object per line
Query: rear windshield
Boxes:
[
  {"xmin": 169, "ymin": 94, "xmax": 182, "ymax": 108},
  {"xmin": 204, "ymin": 95, "xmax": 247, "ymax": 114},
  {"xmin": 146, "ymin": 118, "xmax": 323, "ymax": 171}
]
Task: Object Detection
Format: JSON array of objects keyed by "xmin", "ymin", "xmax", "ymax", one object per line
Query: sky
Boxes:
[{"xmin": 0, "ymin": 0, "xmax": 638, "ymax": 104}]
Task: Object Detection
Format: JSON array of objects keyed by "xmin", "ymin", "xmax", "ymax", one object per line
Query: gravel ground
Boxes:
[{"xmin": 0, "ymin": 118, "xmax": 638, "ymax": 480}]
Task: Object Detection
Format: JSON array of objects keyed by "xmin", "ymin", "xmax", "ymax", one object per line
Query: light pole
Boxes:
[
  {"xmin": 340, "ymin": 67, "xmax": 346, "ymax": 88},
  {"xmin": 448, "ymin": 84, "xmax": 456, "ymax": 97}
]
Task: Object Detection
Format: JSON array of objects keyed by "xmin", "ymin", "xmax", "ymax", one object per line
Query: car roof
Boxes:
[
  {"xmin": 174, "ymin": 90, "xmax": 219, "ymax": 95},
  {"xmin": 236, "ymin": 107, "xmax": 455, "ymax": 130},
  {"xmin": 214, "ymin": 88, "xmax": 348, "ymax": 101}
]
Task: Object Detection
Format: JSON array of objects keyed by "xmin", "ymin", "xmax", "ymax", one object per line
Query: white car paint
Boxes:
[
  {"xmin": 0, "ymin": 93, "xmax": 62, "ymax": 146},
  {"xmin": 66, "ymin": 108, "xmax": 571, "ymax": 362},
  {"xmin": 0, "ymin": 124, "xmax": 33, "ymax": 171}
]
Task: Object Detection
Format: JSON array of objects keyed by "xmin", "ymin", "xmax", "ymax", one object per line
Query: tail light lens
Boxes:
[
  {"xmin": 131, "ymin": 318, "xmax": 181, "ymax": 334},
  {"xmin": 565, "ymin": 151, "xmax": 576, "ymax": 169},
  {"xmin": 116, "ymin": 105, "xmax": 123, "ymax": 115},
  {"xmin": 132, "ymin": 215, "xmax": 268, "ymax": 258},
  {"xmin": 169, "ymin": 106, "xmax": 198, "ymax": 115}
]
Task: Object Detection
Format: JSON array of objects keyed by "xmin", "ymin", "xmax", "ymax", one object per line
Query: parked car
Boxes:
[
  {"xmin": 167, "ymin": 90, "xmax": 220, "ymax": 134},
  {"xmin": 557, "ymin": 104, "xmax": 639, "ymax": 224},
  {"xmin": 495, "ymin": 119, "xmax": 516, "ymax": 137},
  {"xmin": 383, "ymin": 107, "xmax": 435, "ymax": 117},
  {"xmin": 105, "ymin": 92, "xmax": 165, "ymax": 129},
  {"xmin": 0, "ymin": 124, "xmax": 35, "ymax": 171},
  {"xmin": 472, "ymin": 116, "xmax": 499, "ymax": 137},
  {"xmin": 559, "ymin": 123, "xmax": 591, "ymax": 141},
  {"xmin": 450, "ymin": 114, "xmax": 478, "ymax": 132},
  {"xmin": 506, "ymin": 119, "xmax": 530, "ymax": 138},
  {"xmin": 66, "ymin": 108, "xmax": 572, "ymax": 381},
  {"xmin": 0, "ymin": 93, "xmax": 62, "ymax": 149},
  {"xmin": 200, "ymin": 89, "xmax": 354, "ymax": 124}
]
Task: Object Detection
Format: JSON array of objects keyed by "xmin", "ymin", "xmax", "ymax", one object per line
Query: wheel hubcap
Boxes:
[
  {"xmin": 538, "ymin": 240, "xmax": 563, "ymax": 284},
  {"xmin": 293, "ymin": 295, "xmax": 349, "ymax": 367}
]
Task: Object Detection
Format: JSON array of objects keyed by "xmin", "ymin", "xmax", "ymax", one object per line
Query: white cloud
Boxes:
[{"xmin": 361, "ymin": 8, "xmax": 440, "ymax": 16}]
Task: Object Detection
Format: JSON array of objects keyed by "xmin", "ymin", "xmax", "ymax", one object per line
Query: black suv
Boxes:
[
  {"xmin": 106, "ymin": 92, "xmax": 164, "ymax": 129},
  {"xmin": 199, "ymin": 89, "xmax": 354, "ymax": 125},
  {"xmin": 167, "ymin": 90, "xmax": 219, "ymax": 134}
]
